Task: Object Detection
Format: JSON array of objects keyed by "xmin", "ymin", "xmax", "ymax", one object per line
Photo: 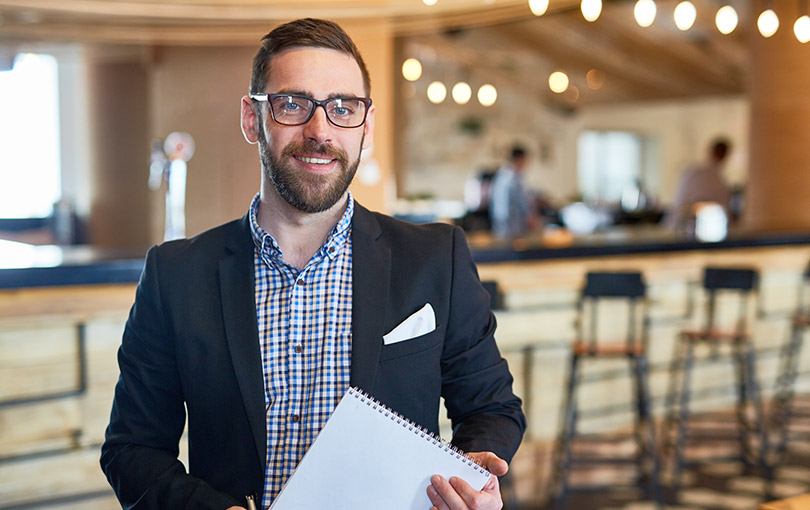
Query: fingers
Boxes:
[
  {"xmin": 467, "ymin": 452, "xmax": 509, "ymax": 477},
  {"xmin": 427, "ymin": 474, "xmax": 502, "ymax": 510},
  {"xmin": 427, "ymin": 476, "xmax": 448, "ymax": 510}
]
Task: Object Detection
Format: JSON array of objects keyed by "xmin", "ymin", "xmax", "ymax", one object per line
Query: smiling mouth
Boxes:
[{"xmin": 295, "ymin": 155, "xmax": 334, "ymax": 165}]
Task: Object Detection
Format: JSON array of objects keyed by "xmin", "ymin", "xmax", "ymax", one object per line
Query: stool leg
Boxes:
[
  {"xmin": 632, "ymin": 354, "xmax": 664, "ymax": 509},
  {"xmin": 664, "ymin": 335, "xmax": 688, "ymax": 457},
  {"xmin": 772, "ymin": 321, "xmax": 805, "ymax": 461},
  {"xmin": 670, "ymin": 339, "xmax": 696, "ymax": 500},
  {"xmin": 742, "ymin": 340, "xmax": 773, "ymax": 491},
  {"xmin": 552, "ymin": 353, "xmax": 581, "ymax": 510}
]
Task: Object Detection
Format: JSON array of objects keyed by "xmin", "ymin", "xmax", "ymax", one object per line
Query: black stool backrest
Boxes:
[
  {"xmin": 578, "ymin": 271, "xmax": 647, "ymax": 352},
  {"xmin": 701, "ymin": 267, "xmax": 758, "ymax": 332},
  {"xmin": 583, "ymin": 271, "xmax": 646, "ymax": 298},
  {"xmin": 703, "ymin": 267, "xmax": 758, "ymax": 291}
]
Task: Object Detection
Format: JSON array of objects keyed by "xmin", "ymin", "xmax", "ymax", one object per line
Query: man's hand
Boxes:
[{"xmin": 426, "ymin": 451, "xmax": 508, "ymax": 510}]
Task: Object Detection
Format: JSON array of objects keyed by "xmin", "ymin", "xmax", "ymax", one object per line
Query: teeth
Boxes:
[{"xmin": 297, "ymin": 156, "xmax": 332, "ymax": 165}]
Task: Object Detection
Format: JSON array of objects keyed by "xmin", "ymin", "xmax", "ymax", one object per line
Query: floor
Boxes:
[{"xmin": 508, "ymin": 407, "xmax": 810, "ymax": 510}]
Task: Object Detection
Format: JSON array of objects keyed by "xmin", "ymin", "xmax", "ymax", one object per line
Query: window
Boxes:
[
  {"xmin": 577, "ymin": 130, "xmax": 645, "ymax": 203},
  {"xmin": 0, "ymin": 53, "xmax": 61, "ymax": 218}
]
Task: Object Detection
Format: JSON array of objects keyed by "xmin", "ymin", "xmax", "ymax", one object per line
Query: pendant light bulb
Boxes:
[
  {"xmin": 634, "ymin": 0, "xmax": 657, "ymax": 27},
  {"xmin": 757, "ymin": 9, "xmax": 779, "ymax": 38},
  {"xmin": 581, "ymin": 0, "xmax": 602, "ymax": 22},
  {"xmin": 529, "ymin": 0, "xmax": 549, "ymax": 16},
  {"xmin": 674, "ymin": 1, "xmax": 697, "ymax": 31},
  {"xmin": 795, "ymin": 15, "xmax": 810, "ymax": 43},
  {"xmin": 715, "ymin": 5, "xmax": 738, "ymax": 34}
]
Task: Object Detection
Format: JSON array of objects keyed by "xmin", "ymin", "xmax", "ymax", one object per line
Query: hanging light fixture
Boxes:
[
  {"xmin": 674, "ymin": 1, "xmax": 697, "ymax": 31},
  {"xmin": 548, "ymin": 71, "xmax": 569, "ymax": 93},
  {"xmin": 426, "ymin": 81, "xmax": 447, "ymax": 103},
  {"xmin": 422, "ymin": 0, "xmax": 438, "ymax": 6},
  {"xmin": 715, "ymin": 4, "xmax": 738, "ymax": 34},
  {"xmin": 796, "ymin": 0, "xmax": 810, "ymax": 43},
  {"xmin": 529, "ymin": 0, "xmax": 549, "ymax": 16},
  {"xmin": 757, "ymin": 4, "xmax": 779, "ymax": 37},
  {"xmin": 581, "ymin": 0, "xmax": 602, "ymax": 22},
  {"xmin": 401, "ymin": 58, "xmax": 422, "ymax": 81},
  {"xmin": 452, "ymin": 82, "xmax": 472, "ymax": 104},
  {"xmin": 477, "ymin": 84, "xmax": 498, "ymax": 106},
  {"xmin": 634, "ymin": 0, "xmax": 657, "ymax": 27}
]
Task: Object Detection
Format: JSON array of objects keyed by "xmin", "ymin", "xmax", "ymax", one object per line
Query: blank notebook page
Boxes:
[{"xmin": 269, "ymin": 387, "xmax": 491, "ymax": 510}]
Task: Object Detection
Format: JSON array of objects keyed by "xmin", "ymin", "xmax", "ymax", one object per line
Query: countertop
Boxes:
[{"xmin": 4, "ymin": 227, "xmax": 810, "ymax": 289}]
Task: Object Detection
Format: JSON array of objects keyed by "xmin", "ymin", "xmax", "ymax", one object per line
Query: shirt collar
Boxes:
[{"xmin": 248, "ymin": 192, "xmax": 354, "ymax": 265}]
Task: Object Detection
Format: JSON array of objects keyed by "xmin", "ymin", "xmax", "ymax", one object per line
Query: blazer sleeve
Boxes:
[
  {"xmin": 442, "ymin": 227, "xmax": 527, "ymax": 463},
  {"xmin": 100, "ymin": 245, "xmax": 242, "ymax": 510}
]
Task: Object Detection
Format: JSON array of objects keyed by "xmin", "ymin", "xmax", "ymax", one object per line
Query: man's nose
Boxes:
[{"xmin": 302, "ymin": 104, "xmax": 332, "ymax": 143}]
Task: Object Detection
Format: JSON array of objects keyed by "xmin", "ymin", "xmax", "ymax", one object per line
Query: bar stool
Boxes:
[
  {"xmin": 551, "ymin": 271, "xmax": 663, "ymax": 509},
  {"xmin": 771, "ymin": 262, "xmax": 810, "ymax": 462},
  {"xmin": 663, "ymin": 267, "xmax": 771, "ymax": 499}
]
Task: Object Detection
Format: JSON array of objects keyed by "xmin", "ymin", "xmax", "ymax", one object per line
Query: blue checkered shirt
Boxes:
[{"xmin": 249, "ymin": 193, "xmax": 353, "ymax": 508}]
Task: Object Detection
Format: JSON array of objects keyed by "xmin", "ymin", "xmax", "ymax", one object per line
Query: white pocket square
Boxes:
[{"xmin": 383, "ymin": 303, "xmax": 436, "ymax": 345}]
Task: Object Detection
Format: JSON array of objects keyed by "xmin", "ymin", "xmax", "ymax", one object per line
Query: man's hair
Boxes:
[
  {"xmin": 250, "ymin": 18, "xmax": 371, "ymax": 97},
  {"xmin": 511, "ymin": 145, "xmax": 527, "ymax": 161},
  {"xmin": 710, "ymin": 137, "xmax": 731, "ymax": 161}
]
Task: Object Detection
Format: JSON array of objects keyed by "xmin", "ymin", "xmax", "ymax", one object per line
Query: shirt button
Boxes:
[
  {"xmin": 291, "ymin": 414, "xmax": 300, "ymax": 423},
  {"xmin": 296, "ymin": 278, "xmax": 305, "ymax": 286},
  {"xmin": 294, "ymin": 345, "xmax": 303, "ymax": 353},
  {"xmin": 328, "ymin": 246, "xmax": 335, "ymax": 254}
]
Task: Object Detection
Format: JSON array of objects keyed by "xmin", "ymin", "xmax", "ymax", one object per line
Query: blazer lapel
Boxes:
[
  {"xmin": 219, "ymin": 215, "xmax": 266, "ymax": 467},
  {"xmin": 350, "ymin": 205, "xmax": 390, "ymax": 391}
]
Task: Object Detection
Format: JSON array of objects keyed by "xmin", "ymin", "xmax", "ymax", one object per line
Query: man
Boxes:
[
  {"xmin": 101, "ymin": 18, "xmax": 525, "ymax": 510},
  {"xmin": 489, "ymin": 145, "xmax": 539, "ymax": 237},
  {"xmin": 667, "ymin": 137, "xmax": 733, "ymax": 232}
]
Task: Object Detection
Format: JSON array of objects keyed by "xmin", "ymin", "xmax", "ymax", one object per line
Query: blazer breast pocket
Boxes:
[{"xmin": 378, "ymin": 327, "xmax": 443, "ymax": 362}]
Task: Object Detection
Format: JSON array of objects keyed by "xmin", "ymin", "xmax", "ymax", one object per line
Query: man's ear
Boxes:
[
  {"xmin": 361, "ymin": 103, "xmax": 375, "ymax": 150},
  {"xmin": 240, "ymin": 96, "xmax": 260, "ymax": 144}
]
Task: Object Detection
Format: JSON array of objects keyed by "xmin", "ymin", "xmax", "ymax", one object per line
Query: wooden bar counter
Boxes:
[{"xmin": 3, "ymin": 228, "xmax": 810, "ymax": 508}]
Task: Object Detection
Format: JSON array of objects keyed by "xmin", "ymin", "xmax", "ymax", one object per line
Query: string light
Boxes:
[
  {"xmin": 401, "ymin": 58, "xmax": 422, "ymax": 81},
  {"xmin": 757, "ymin": 8, "xmax": 779, "ymax": 37},
  {"xmin": 581, "ymin": 0, "xmax": 602, "ymax": 22},
  {"xmin": 477, "ymin": 84, "xmax": 498, "ymax": 106},
  {"xmin": 528, "ymin": 0, "xmax": 549, "ymax": 16},
  {"xmin": 548, "ymin": 71, "xmax": 569, "ymax": 93},
  {"xmin": 674, "ymin": 1, "xmax": 697, "ymax": 31},
  {"xmin": 797, "ymin": 0, "xmax": 810, "ymax": 43},
  {"xmin": 426, "ymin": 81, "xmax": 447, "ymax": 103},
  {"xmin": 715, "ymin": 4, "xmax": 738, "ymax": 34},
  {"xmin": 795, "ymin": 14, "xmax": 810, "ymax": 42},
  {"xmin": 634, "ymin": 0, "xmax": 657, "ymax": 27},
  {"xmin": 586, "ymin": 69, "xmax": 606, "ymax": 90},
  {"xmin": 452, "ymin": 82, "xmax": 472, "ymax": 104}
]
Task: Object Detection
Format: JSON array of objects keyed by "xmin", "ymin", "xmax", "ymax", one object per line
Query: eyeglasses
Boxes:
[{"xmin": 250, "ymin": 93, "xmax": 372, "ymax": 129}]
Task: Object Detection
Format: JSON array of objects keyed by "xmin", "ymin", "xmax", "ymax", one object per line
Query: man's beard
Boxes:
[{"xmin": 258, "ymin": 123, "xmax": 362, "ymax": 213}]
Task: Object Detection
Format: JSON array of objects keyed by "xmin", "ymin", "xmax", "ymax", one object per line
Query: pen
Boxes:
[{"xmin": 245, "ymin": 493, "xmax": 257, "ymax": 510}]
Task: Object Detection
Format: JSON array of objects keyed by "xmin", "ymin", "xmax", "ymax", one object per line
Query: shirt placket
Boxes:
[{"xmin": 285, "ymin": 266, "xmax": 309, "ymax": 472}]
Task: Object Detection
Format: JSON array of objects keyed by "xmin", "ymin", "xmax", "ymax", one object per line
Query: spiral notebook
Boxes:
[{"xmin": 269, "ymin": 387, "xmax": 491, "ymax": 510}]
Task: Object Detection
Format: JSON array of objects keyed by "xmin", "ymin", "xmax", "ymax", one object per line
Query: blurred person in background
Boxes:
[
  {"xmin": 489, "ymin": 145, "xmax": 541, "ymax": 237},
  {"xmin": 667, "ymin": 137, "xmax": 733, "ymax": 233}
]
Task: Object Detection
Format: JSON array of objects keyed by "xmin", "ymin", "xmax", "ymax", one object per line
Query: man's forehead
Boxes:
[{"xmin": 267, "ymin": 47, "xmax": 365, "ymax": 97}]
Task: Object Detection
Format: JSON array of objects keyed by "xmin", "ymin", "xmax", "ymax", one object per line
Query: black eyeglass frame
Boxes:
[{"xmin": 249, "ymin": 93, "xmax": 372, "ymax": 128}]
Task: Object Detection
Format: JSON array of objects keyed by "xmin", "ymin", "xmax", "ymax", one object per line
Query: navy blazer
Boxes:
[{"xmin": 101, "ymin": 203, "xmax": 525, "ymax": 509}]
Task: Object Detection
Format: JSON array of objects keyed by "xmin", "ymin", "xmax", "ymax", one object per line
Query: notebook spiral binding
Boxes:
[{"xmin": 347, "ymin": 386, "xmax": 491, "ymax": 477}]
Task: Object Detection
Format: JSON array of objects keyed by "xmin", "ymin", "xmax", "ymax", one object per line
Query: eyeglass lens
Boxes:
[{"xmin": 270, "ymin": 95, "xmax": 367, "ymax": 127}]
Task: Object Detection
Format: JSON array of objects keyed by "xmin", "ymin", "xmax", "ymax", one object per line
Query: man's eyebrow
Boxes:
[{"xmin": 271, "ymin": 89, "xmax": 364, "ymax": 99}]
